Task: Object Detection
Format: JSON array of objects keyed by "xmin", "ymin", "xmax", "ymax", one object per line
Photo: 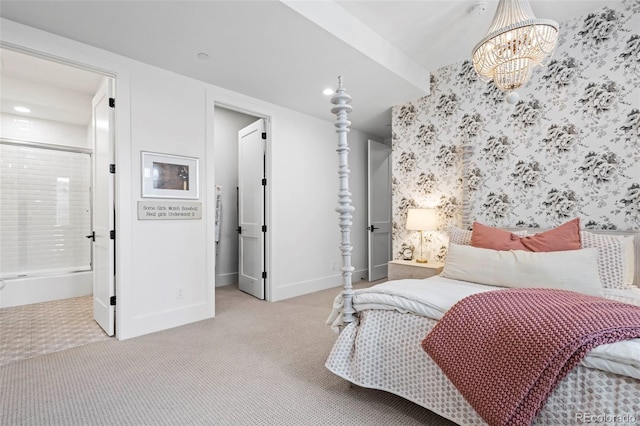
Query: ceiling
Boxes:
[{"xmin": 0, "ymin": 0, "xmax": 620, "ymax": 138}]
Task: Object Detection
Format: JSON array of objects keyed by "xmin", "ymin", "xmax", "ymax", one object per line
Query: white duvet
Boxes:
[{"xmin": 327, "ymin": 276, "xmax": 640, "ymax": 380}]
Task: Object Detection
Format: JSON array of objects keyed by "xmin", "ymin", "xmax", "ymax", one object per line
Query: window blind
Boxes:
[{"xmin": 0, "ymin": 142, "xmax": 92, "ymax": 278}]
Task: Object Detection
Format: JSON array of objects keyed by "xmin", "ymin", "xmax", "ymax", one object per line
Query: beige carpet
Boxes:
[{"xmin": 0, "ymin": 283, "xmax": 456, "ymax": 426}]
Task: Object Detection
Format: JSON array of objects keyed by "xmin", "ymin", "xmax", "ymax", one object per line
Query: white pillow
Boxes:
[{"xmin": 441, "ymin": 243, "xmax": 603, "ymax": 296}]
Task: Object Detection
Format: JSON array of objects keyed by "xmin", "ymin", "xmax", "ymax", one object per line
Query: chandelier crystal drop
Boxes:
[{"xmin": 472, "ymin": 0, "xmax": 559, "ymax": 92}]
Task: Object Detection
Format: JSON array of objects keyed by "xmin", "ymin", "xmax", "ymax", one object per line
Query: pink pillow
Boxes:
[
  {"xmin": 471, "ymin": 218, "xmax": 581, "ymax": 252},
  {"xmin": 471, "ymin": 223, "xmax": 528, "ymax": 250},
  {"xmin": 520, "ymin": 218, "xmax": 581, "ymax": 251}
]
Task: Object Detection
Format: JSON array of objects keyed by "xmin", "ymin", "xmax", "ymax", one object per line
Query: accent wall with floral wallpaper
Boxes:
[{"xmin": 391, "ymin": 0, "xmax": 639, "ymax": 262}]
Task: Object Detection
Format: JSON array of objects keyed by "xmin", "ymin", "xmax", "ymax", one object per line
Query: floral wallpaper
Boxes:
[{"xmin": 391, "ymin": 0, "xmax": 640, "ymax": 261}]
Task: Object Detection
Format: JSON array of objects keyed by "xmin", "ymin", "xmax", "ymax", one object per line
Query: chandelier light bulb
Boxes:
[{"xmin": 505, "ymin": 91, "xmax": 520, "ymax": 104}]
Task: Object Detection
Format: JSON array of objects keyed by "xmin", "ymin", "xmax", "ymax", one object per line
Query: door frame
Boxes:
[
  {"xmin": 367, "ymin": 139, "xmax": 392, "ymax": 281},
  {"xmin": 0, "ymin": 40, "xmax": 128, "ymax": 338},
  {"xmin": 212, "ymin": 102, "xmax": 273, "ymax": 301}
]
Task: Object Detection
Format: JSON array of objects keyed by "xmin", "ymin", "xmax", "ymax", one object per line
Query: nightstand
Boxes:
[{"xmin": 387, "ymin": 260, "xmax": 444, "ymax": 280}]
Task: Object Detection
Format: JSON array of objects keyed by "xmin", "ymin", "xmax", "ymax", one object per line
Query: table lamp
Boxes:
[{"xmin": 406, "ymin": 208, "xmax": 437, "ymax": 263}]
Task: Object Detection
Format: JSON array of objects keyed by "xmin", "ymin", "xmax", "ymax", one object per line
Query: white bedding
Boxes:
[{"xmin": 327, "ymin": 276, "xmax": 640, "ymax": 380}]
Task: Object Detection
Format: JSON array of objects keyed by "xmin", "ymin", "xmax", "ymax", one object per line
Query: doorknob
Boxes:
[
  {"xmin": 86, "ymin": 231, "xmax": 96, "ymax": 242},
  {"xmin": 367, "ymin": 225, "xmax": 379, "ymax": 233}
]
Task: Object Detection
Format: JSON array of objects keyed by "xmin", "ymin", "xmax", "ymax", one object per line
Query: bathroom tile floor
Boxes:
[{"xmin": 0, "ymin": 295, "xmax": 110, "ymax": 367}]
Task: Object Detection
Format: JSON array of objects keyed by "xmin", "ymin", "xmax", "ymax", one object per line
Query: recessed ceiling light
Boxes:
[
  {"xmin": 14, "ymin": 106, "xmax": 31, "ymax": 113},
  {"xmin": 197, "ymin": 53, "xmax": 210, "ymax": 60},
  {"xmin": 322, "ymin": 88, "xmax": 334, "ymax": 96}
]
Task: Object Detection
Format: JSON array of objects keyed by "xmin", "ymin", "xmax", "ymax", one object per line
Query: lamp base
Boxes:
[{"xmin": 415, "ymin": 259, "xmax": 429, "ymax": 264}]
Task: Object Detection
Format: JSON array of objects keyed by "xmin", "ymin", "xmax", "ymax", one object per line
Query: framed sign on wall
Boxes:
[{"xmin": 141, "ymin": 151, "xmax": 199, "ymax": 199}]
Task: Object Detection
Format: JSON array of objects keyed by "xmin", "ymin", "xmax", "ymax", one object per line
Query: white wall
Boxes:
[
  {"xmin": 213, "ymin": 107, "xmax": 259, "ymax": 287},
  {"xmin": 125, "ymin": 62, "xmax": 214, "ymax": 338},
  {"xmin": 206, "ymin": 90, "xmax": 372, "ymax": 302},
  {"xmin": 268, "ymin": 109, "xmax": 371, "ymax": 300},
  {"xmin": 2, "ymin": 18, "xmax": 373, "ymax": 339},
  {"xmin": 206, "ymin": 85, "xmax": 372, "ymax": 302},
  {"xmin": 1, "ymin": 113, "xmax": 89, "ymax": 148}
]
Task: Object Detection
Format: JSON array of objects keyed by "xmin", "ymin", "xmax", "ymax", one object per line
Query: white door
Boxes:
[
  {"xmin": 367, "ymin": 140, "xmax": 392, "ymax": 281},
  {"xmin": 238, "ymin": 119, "xmax": 266, "ymax": 299},
  {"xmin": 91, "ymin": 77, "xmax": 115, "ymax": 335}
]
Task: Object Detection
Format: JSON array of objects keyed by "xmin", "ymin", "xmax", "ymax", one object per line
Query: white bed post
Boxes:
[{"xmin": 331, "ymin": 76, "xmax": 356, "ymax": 328}]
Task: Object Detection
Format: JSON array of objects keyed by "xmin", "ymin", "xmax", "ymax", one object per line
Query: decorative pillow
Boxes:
[
  {"xmin": 580, "ymin": 231, "xmax": 635, "ymax": 289},
  {"xmin": 624, "ymin": 235, "xmax": 636, "ymax": 287},
  {"xmin": 471, "ymin": 218, "xmax": 581, "ymax": 252},
  {"xmin": 470, "ymin": 222, "xmax": 531, "ymax": 251},
  {"xmin": 449, "ymin": 225, "xmax": 526, "ymax": 246},
  {"xmin": 441, "ymin": 243, "xmax": 603, "ymax": 296},
  {"xmin": 448, "ymin": 226, "xmax": 473, "ymax": 245}
]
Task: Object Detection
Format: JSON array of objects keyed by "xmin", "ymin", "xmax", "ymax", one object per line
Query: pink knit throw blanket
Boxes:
[{"xmin": 421, "ymin": 288, "xmax": 640, "ymax": 426}]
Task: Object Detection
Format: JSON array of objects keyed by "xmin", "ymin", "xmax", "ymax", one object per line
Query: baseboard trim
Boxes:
[
  {"xmin": 215, "ymin": 272, "xmax": 238, "ymax": 287},
  {"xmin": 271, "ymin": 268, "xmax": 368, "ymax": 301}
]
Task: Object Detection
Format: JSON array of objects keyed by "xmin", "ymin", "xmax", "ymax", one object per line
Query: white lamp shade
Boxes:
[{"xmin": 406, "ymin": 208, "xmax": 437, "ymax": 231}]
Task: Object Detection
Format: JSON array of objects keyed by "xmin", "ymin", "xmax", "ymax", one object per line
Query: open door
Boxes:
[
  {"xmin": 367, "ymin": 139, "xmax": 392, "ymax": 281},
  {"xmin": 91, "ymin": 77, "xmax": 115, "ymax": 335},
  {"xmin": 238, "ymin": 119, "xmax": 266, "ymax": 299}
]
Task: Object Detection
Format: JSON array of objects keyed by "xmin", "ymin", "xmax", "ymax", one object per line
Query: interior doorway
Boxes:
[
  {"xmin": 237, "ymin": 118, "xmax": 266, "ymax": 299},
  {"xmin": 0, "ymin": 47, "xmax": 115, "ymax": 362},
  {"xmin": 367, "ymin": 139, "xmax": 392, "ymax": 281},
  {"xmin": 212, "ymin": 105, "xmax": 270, "ymax": 300}
]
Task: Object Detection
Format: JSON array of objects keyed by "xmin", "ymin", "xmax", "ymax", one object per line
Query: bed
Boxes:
[
  {"xmin": 325, "ymin": 227, "xmax": 640, "ymax": 425},
  {"xmin": 326, "ymin": 81, "xmax": 640, "ymax": 425}
]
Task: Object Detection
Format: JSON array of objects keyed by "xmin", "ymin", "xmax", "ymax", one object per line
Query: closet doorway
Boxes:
[
  {"xmin": 0, "ymin": 48, "xmax": 114, "ymax": 365},
  {"xmin": 213, "ymin": 105, "xmax": 270, "ymax": 300}
]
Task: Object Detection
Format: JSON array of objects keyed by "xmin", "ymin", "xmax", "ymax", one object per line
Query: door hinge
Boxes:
[
  {"xmin": 261, "ymin": 178, "xmax": 267, "ymax": 186},
  {"xmin": 261, "ymin": 132, "xmax": 267, "ymax": 140},
  {"xmin": 110, "ymin": 230, "xmax": 116, "ymax": 240},
  {"xmin": 109, "ymin": 164, "xmax": 116, "ymax": 174},
  {"xmin": 109, "ymin": 98, "xmax": 115, "ymax": 108},
  {"xmin": 237, "ymin": 226, "xmax": 242, "ymax": 234},
  {"xmin": 110, "ymin": 296, "xmax": 116, "ymax": 306},
  {"xmin": 262, "ymin": 271, "xmax": 267, "ymax": 279},
  {"xmin": 262, "ymin": 225, "xmax": 267, "ymax": 233}
]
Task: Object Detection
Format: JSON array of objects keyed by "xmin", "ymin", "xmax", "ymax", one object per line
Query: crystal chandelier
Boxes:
[{"xmin": 472, "ymin": 0, "xmax": 559, "ymax": 103}]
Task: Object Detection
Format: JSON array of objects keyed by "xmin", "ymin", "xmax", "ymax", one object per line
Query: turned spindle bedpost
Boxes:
[{"xmin": 331, "ymin": 76, "xmax": 356, "ymax": 328}]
